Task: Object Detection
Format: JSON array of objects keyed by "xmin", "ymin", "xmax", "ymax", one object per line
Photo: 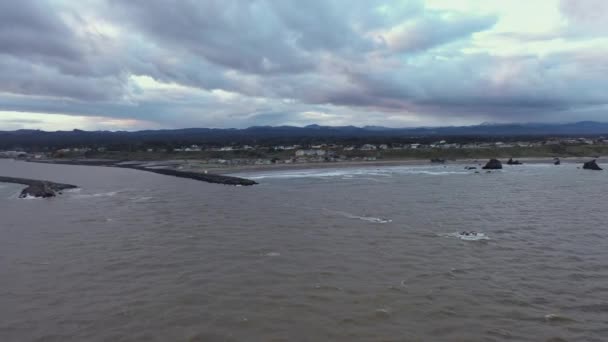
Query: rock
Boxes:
[
  {"xmin": 506, "ymin": 158, "xmax": 523, "ymax": 165},
  {"xmin": 582, "ymin": 160, "xmax": 603, "ymax": 171},
  {"xmin": 553, "ymin": 158, "xmax": 561, "ymax": 165},
  {"xmin": 20, "ymin": 182, "xmax": 56, "ymax": 198},
  {"xmin": 0, "ymin": 176, "xmax": 78, "ymax": 198},
  {"xmin": 482, "ymin": 159, "xmax": 503, "ymax": 170},
  {"xmin": 465, "ymin": 166, "xmax": 477, "ymax": 170},
  {"xmin": 430, "ymin": 158, "xmax": 446, "ymax": 163}
]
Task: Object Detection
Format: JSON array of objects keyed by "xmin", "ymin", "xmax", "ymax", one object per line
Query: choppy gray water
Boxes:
[{"xmin": 1, "ymin": 159, "xmax": 608, "ymax": 341}]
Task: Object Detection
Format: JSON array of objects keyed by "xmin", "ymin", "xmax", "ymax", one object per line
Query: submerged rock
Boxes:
[
  {"xmin": 506, "ymin": 158, "xmax": 523, "ymax": 165},
  {"xmin": 482, "ymin": 159, "xmax": 503, "ymax": 170},
  {"xmin": 582, "ymin": 160, "xmax": 603, "ymax": 171}
]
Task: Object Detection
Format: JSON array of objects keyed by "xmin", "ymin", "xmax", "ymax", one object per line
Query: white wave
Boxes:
[
  {"xmin": 71, "ymin": 191, "xmax": 118, "ymax": 199},
  {"xmin": 325, "ymin": 209, "xmax": 392, "ymax": 224},
  {"xmin": 21, "ymin": 194, "xmax": 43, "ymax": 200},
  {"xmin": 265, "ymin": 252, "xmax": 281, "ymax": 257},
  {"xmin": 443, "ymin": 232, "xmax": 489, "ymax": 241},
  {"xmin": 235, "ymin": 165, "xmax": 468, "ymax": 180},
  {"xmin": 132, "ymin": 196, "xmax": 153, "ymax": 202}
]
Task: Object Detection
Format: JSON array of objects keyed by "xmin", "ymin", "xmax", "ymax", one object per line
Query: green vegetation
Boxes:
[{"xmin": 63, "ymin": 144, "xmax": 608, "ymax": 162}]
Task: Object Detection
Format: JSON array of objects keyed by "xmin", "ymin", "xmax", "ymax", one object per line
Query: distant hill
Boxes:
[{"xmin": 2, "ymin": 121, "xmax": 608, "ymax": 150}]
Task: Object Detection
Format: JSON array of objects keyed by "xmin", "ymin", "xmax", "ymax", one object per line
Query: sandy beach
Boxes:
[{"xmin": 206, "ymin": 156, "xmax": 603, "ymax": 175}]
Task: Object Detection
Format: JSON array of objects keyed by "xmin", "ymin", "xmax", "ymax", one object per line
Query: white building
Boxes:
[
  {"xmin": 0, "ymin": 151, "xmax": 27, "ymax": 158},
  {"xmin": 295, "ymin": 149, "xmax": 327, "ymax": 157}
]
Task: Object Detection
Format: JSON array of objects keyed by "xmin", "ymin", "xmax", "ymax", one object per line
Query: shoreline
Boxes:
[
  {"xmin": 210, "ymin": 156, "xmax": 600, "ymax": 174},
  {"xmin": 24, "ymin": 155, "xmax": 603, "ymax": 176}
]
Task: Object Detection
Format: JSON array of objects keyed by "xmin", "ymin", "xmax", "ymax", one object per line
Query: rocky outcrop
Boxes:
[
  {"xmin": 0, "ymin": 176, "xmax": 78, "ymax": 198},
  {"xmin": 583, "ymin": 160, "xmax": 603, "ymax": 171},
  {"xmin": 482, "ymin": 159, "xmax": 503, "ymax": 170},
  {"xmin": 430, "ymin": 158, "xmax": 446, "ymax": 163},
  {"xmin": 506, "ymin": 158, "xmax": 523, "ymax": 165}
]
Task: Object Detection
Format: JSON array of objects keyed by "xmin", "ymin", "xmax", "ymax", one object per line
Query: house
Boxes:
[
  {"xmin": 0, "ymin": 151, "xmax": 27, "ymax": 158},
  {"xmin": 295, "ymin": 149, "xmax": 327, "ymax": 157}
]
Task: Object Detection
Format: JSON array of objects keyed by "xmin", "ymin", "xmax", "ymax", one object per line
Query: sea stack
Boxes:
[
  {"xmin": 582, "ymin": 160, "xmax": 602, "ymax": 170},
  {"xmin": 482, "ymin": 159, "xmax": 503, "ymax": 170}
]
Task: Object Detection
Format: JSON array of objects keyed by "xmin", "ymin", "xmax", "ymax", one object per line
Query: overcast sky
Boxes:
[{"xmin": 0, "ymin": 0, "xmax": 607, "ymax": 130}]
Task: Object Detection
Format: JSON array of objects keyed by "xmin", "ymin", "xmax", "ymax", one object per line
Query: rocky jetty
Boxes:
[
  {"xmin": 122, "ymin": 166, "xmax": 258, "ymax": 186},
  {"xmin": 582, "ymin": 160, "xmax": 603, "ymax": 171},
  {"xmin": 482, "ymin": 159, "xmax": 503, "ymax": 170},
  {"xmin": 0, "ymin": 176, "xmax": 78, "ymax": 198},
  {"xmin": 33, "ymin": 159, "xmax": 259, "ymax": 186},
  {"xmin": 506, "ymin": 158, "xmax": 523, "ymax": 165}
]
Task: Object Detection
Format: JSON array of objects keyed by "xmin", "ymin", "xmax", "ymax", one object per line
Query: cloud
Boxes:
[
  {"xmin": 0, "ymin": 0, "xmax": 607, "ymax": 130},
  {"xmin": 560, "ymin": 0, "xmax": 608, "ymax": 33},
  {"xmin": 0, "ymin": 1, "xmax": 80, "ymax": 60},
  {"xmin": 382, "ymin": 13, "xmax": 497, "ymax": 52}
]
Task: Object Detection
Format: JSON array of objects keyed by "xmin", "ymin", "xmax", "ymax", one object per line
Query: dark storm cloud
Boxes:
[
  {"xmin": 0, "ymin": 0, "xmax": 127, "ymax": 101},
  {"xmin": 0, "ymin": 0, "xmax": 80, "ymax": 60},
  {"xmin": 0, "ymin": 55, "xmax": 126, "ymax": 101}
]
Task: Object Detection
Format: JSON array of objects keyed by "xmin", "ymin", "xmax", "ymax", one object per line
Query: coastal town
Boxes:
[{"xmin": 2, "ymin": 136, "xmax": 608, "ymax": 168}]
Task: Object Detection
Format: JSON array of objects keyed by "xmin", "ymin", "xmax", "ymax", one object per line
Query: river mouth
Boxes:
[{"xmin": 1, "ymin": 159, "xmax": 607, "ymax": 341}]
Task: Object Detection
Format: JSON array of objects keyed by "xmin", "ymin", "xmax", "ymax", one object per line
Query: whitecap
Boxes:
[
  {"xmin": 71, "ymin": 191, "xmax": 118, "ymax": 199},
  {"xmin": 265, "ymin": 252, "xmax": 281, "ymax": 257},
  {"xmin": 457, "ymin": 232, "xmax": 489, "ymax": 241},
  {"xmin": 358, "ymin": 216, "xmax": 393, "ymax": 224},
  {"xmin": 132, "ymin": 196, "xmax": 153, "ymax": 202},
  {"xmin": 442, "ymin": 232, "xmax": 490, "ymax": 241},
  {"xmin": 233, "ymin": 165, "xmax": 468, "ymax": 180},
  {"xmin": 544, "ymin": 313, "xmax": 575, "ymax": 323},
  {"xmin": 324, "ymin": 209, "xmax": 392, "ymax": 224}
]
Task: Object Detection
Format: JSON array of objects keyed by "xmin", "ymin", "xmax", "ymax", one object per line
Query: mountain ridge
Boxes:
[{"xmin": 2, "ymin": 121, "xmax": 608, "ymax": 149}]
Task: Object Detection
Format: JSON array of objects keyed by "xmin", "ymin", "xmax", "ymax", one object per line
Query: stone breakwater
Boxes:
[
  {"xmin": 0, "ymin": 176, "xmax": 78, "ymax": 198},
  {"xmin": 27, "ymin": 159, "xmax": 258, "ymax": 186},
  {"xmin": 118, "ymin": 166, "xmax": 258, "ymax": 186}
]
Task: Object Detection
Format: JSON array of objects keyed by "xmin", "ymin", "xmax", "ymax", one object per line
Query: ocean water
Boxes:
[{"xmin": 1, "ymin": 159, "xmax": 608, "ymax": 341}]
